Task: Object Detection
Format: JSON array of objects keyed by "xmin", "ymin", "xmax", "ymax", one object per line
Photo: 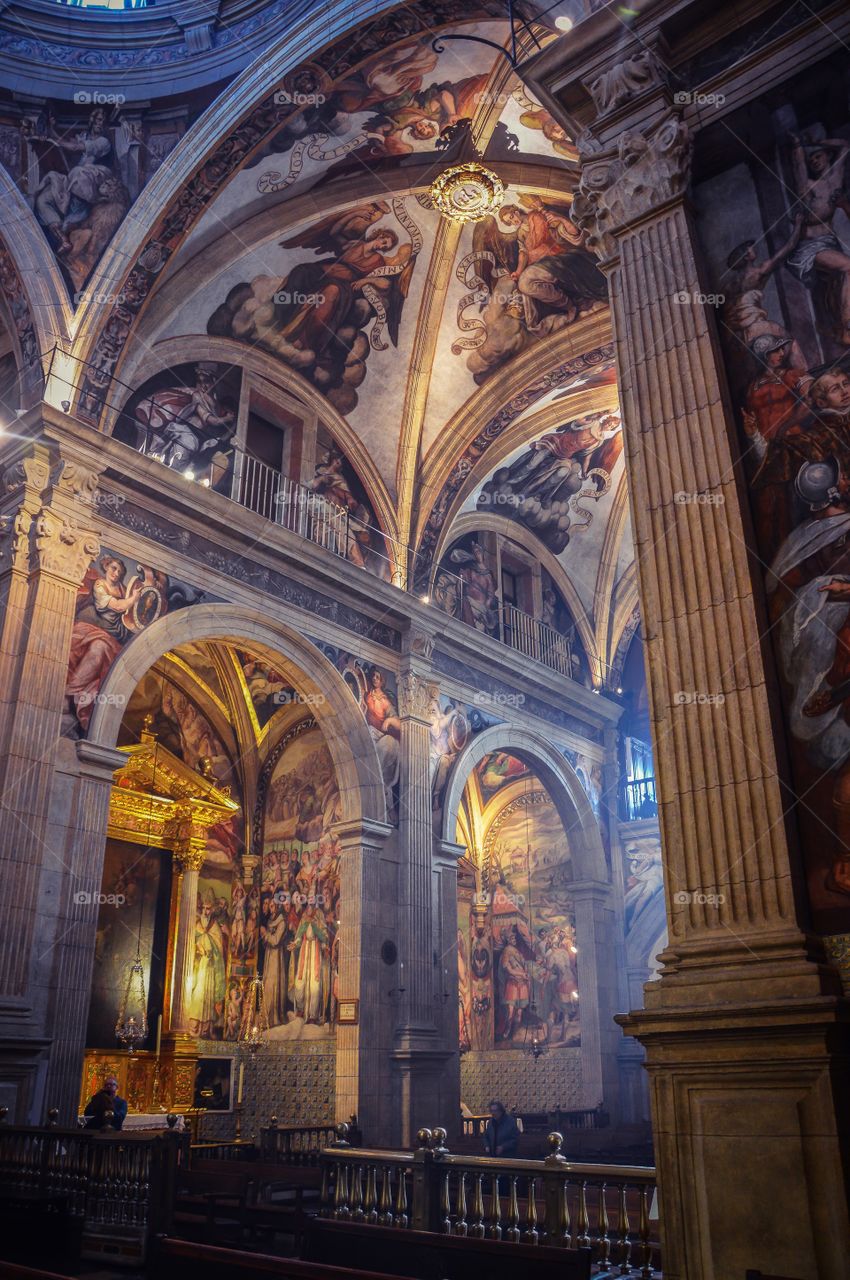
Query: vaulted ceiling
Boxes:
[{"xmin": 0, "ymin": 0, "xmax": 637, "ymax": 672}]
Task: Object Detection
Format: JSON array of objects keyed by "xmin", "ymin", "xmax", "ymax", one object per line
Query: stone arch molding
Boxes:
[
  {"xmin": 441, "ymin": 723, "xmax": 609, "ymax": 886},
  {"xmin": 85, "ymin": 602, "xmax": 388, "ymax": 827}
]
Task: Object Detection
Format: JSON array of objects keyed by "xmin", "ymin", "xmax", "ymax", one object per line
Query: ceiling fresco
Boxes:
[{"xmin": 0, "ymin": 0, "xmax": 638, "ymax": 674}]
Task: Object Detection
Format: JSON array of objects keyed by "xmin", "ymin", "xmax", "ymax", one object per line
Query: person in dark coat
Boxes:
[
  {"xmin": 483, "ymin": 1099, "xmax": 520, "ymax": 1158},
  {"xmin": 84, "ymin": 1075, "xmax": 128, "ymax": 1130}
]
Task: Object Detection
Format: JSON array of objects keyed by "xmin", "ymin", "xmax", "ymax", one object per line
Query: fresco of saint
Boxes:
[{"xmin": 696, "ymin": 68, "xmax": 850, "ymax": 931}]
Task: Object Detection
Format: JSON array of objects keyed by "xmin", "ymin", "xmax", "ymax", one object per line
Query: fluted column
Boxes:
[
  {"xmin": 168, "ymin": 823, "xmax": 207, "ymax": 1034},
  {"xmin": 559, "ymin": 55, "xmax": 850, "ymax": 1278}
]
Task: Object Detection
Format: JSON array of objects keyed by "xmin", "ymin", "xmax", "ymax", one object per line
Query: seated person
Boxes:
[{"xmin": 83, "ymin": 1074, "xmax": 128, "ymax": 1130}]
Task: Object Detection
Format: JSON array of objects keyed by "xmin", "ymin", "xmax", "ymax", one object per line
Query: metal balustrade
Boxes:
[
  {"xmin": 318, "ymin": 1129, "xmax": 659, "ymax": 1275},
  {"xmin": 502, "ymin": 603, "xmax": 576, "ymax": 678}
]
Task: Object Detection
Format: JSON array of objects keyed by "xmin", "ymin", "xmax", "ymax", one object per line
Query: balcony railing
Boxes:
[
  {"xmin": 501, "ymin": 603, "xmax": 576, "ymax": 679},
  {"xmin": 620, "ymin": 778, "xmax": 658, "ymax": 822}
]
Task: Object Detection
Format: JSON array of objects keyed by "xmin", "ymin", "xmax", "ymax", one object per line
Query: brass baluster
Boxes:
[
  {"xmin": 555, "ymin": 1175, "xmax": 571, "ymax": 1246},
  {"xmin": 393, "ymin": 1167, "xmax": 408, "ymax": 1228},
  {"xmin": 488, "ymin": 1172, "xmax": 502, "ymax": 1239},
  {"xmin": 364, "ymin": 1164, "xmax": 378, "ymax": 1224},
  {"xmin": 597, "ymin": 1182, "xmax": 611, "ymax": 1267},
  {"xmin": 576, "ymin": 1179, "xmax": 590, "ymax": 1248},
  {"xmin": 351, "ymin": 1164, "xmax": 365, "ymax": 1221},
  {"xmin": 440, "ymin": 1169, "xmax": 452, "ymax": 1234},
  {"xmin": 523, "ymin": 1176, "xmax": 538, "ymax": 1244},
  {"xmin": 454, "ymin": 1171, "xmax": 468, "ymax": 1236},
  {"xmin": 469, "ymin": 1171, "xmax": 485, "ymax": 1238},
  {"xmin": 639, "ymin": 1184, "xmax": 653, "ymax": 1279},
  {"xmin": 377, "ymin": 1165, "xmax": 393, "ymax": 1226},
  {"xmin": 505, "ymin": 1176, "xmax": 521, "ymax": 1243},
  {"xmin": 319, "ymin": 1162, "xmax": 332, "ymax": 1216},
  {"xmin": 617, "ymin": 1181, "xmax": 632, "ymax": 1274},
  {"xmin": 333, "ymin": 1161, "xmax": 350, "ymax": 1219}
]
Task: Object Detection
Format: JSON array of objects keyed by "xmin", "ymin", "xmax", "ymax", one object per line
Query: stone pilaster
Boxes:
[
  {"xmin": 558, "ymin": 54, "xmax": 850, "ymax": 1279},
  {"xmin": 333, "ymin": 817, "xmax": 393, "ymax": 1144},
  {"xmin": 392, "ymin": 630, "xmax": 454, "ymax": 1144},
  {"xmin": 0, "ymin": 443, "xmax": 101, "ymax": 1117},
  {"xmin": 40, "ymin": 740, "xmax": 125, "ymax": 1122}
]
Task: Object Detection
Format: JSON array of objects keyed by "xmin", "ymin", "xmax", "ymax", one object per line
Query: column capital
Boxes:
[
  {"xmin": 32, "ymin": 507, "xmax": 101, "ymax": 585},
  {"xmin": 331, "ymin": 817, "xmax": 393, "ymax": 854},
  {"xmin": 433, "ymin": 838, "xmax": 465, "ymax": 870},
  {"xmin": 397, "ymin": 668, "xmax": 438, "ymax": 723},
  {"xmin": 75, "ymin": 740, "xmax": 126, "ymax": 782},
  {"xmin": 573, "ymin": 110, "xmax": 692, "ymax": 262}
]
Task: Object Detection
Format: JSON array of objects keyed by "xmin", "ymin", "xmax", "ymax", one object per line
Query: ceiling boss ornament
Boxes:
[{"xmin": 430, "ymin": 161, "xmax": 504, "ymax": 224}]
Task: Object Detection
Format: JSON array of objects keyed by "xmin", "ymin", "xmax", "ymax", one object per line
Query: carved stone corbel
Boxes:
[
  {"xmin": 52, "ymin": 458, "xmax": 103, "ymax": 509},
  {"xmin": 586, "ymin": 49, "xmax": 667, "ymax": 116}
]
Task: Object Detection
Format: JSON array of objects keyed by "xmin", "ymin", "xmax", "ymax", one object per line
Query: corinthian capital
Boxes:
[
  {"xmin": 573, "ymin": 113, "xmax": 692, "ymax": 260},
  {"xmin": 398, "ymin": 669, "xmax": 437, "ymax": 722},
  {"xmin": 33, "ymin": 508, "xmax": 100, "ymax": 584}
]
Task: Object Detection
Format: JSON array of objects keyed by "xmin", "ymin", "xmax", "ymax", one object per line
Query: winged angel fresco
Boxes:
[
  {"xmin": 208, "ymin": 198, "xmax": 420, "ymax": 414},
  {"xmin": 454, "ymin": 193, "xmax": 606, "ymax": 381}
]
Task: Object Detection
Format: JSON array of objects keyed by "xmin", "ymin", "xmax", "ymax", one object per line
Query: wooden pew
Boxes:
[
  {"xmin": 0, "ymin": 1266, "xmax": 76, "ymax": 1280},
  {"xmin": 304, "ymin": 1218, "xmax": 593, "ymax": 1280},
  {"xmin": 173, "ymin": 1165, "xmax": 254, "ymax": 1243},
  {"xmin": 154, "ymin": 1237, "xmax": 417, "ymax": 1280},
  {"xmin": 190, "ymin": 1158, "xmax": 322, "ymax": 1249}
]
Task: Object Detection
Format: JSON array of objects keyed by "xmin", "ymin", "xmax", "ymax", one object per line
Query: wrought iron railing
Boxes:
[
  {"xmin": 317, "ymin": 1128, "xmax": 659, "ymax": 1274},
  {"xmin": 621, "ymin": 777, "xmax": 658, "ymax": 822},
  {"xmin": 501, "ymin": 603, "xmax": 576, "ymax": 679}
]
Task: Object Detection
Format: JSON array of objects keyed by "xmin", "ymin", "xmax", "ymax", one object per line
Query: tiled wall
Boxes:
[{"xmin": 460, "ymin": 1047, "xmax": 582, "ymax": 1114}]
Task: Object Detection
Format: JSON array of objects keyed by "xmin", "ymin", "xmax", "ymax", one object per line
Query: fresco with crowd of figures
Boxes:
[
  {"xmin": 259, "ymin": 722, "xmax": 342, "ymax": 1039},
  {"xmin": 693, "ymin": 52, "xmax": 850, "ymax": 935},
  {"xmin": 458, "ymin": 785, "xmax": 579, "ymax": 1054}
]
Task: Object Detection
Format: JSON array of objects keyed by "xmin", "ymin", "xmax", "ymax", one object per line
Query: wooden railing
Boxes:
[
  {"xmin": 260, "ymin": 1120, "xmax": 354, "ymax": 1165},
  {"xmin": 0, "ymin": 1123, "xmax": 183, "ymax": 1263},
  {"xmin": 317, "ymin": 1129, "xmax": 659, "ymax": 1275}
]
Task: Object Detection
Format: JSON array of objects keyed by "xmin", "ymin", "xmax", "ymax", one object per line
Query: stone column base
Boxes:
[
  {"xmin": 619, "ymin": 997, "xmax": 850, "ymax": 1280},
  {"xmin": 392, "ymin": 1030, "xmax": 457, "ymax": 1147}
]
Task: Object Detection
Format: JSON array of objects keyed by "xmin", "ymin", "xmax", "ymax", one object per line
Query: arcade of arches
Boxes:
[{"xmin": 0, "ymin": 1, "xmax": 848, "ymax": 1278}]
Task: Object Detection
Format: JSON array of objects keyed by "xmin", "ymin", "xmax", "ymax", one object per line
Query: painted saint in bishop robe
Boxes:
[
  {"xmin": 290, "ymin": 905, "xmax": 329, "ymax": 1025},
  {"xmin": 188, "ymin": 898, "xmax": 227, "ymax": 1038}
]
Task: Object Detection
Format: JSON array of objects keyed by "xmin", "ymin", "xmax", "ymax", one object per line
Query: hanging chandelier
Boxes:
[
  {"xmin": 115, "ymin": 954, "xmax": 148, "ymax": 1053},
  {"xmin": 430, "ymin": 161, "xmax": 504, "ymax": 224},
  {"xmin": 238, "ymin": 974, "xmax": 270, "ymax": 1053}
]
